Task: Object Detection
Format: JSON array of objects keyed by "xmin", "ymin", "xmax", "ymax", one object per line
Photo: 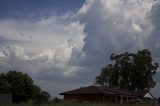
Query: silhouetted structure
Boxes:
[{"xmin": 0, "ymin": 93, "xmax": 30, "ymax": 104}]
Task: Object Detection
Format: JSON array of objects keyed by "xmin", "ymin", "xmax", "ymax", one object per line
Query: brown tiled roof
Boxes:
[
  {"xmin": 60, "ymin": 86, "xmax": 103, "ymax": 95},
  {"xmin": 60, "ymin": 86, "xmax": 147, "ymax": 97}
]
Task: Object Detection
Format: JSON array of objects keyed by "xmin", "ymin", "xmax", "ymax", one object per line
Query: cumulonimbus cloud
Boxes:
[
  {"xmin": 0, "ymin": 20, "xmax": 86, "ymax": 77},
  {"xmin": 0, "ymin": 0, "xmax": 160, "ymax": 97}
]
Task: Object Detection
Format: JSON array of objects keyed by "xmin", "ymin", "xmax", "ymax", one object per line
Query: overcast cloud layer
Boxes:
[{"xmin": 0, "ymin": 0, "xmax": 160, "ymax": 98}]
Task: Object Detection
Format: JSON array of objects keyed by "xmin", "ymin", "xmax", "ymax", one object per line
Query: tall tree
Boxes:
[{"xmin": 95, "ymin": 49, "xmax": 159, "ymax": 91}]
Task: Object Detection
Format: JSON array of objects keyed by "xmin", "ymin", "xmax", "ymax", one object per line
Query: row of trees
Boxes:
[
  {"xmin": 0, "ymin": 71, "xmax": 50, "ymax": 104},
  {"xmin": 95, "ymin": 49, "xmax": 159, "ymax": 91}
]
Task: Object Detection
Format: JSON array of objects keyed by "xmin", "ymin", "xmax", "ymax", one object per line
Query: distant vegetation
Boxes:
[
  {"xmin": 0, "ymin": 71, "xmax": 51, "ymax": 104},
  {"xmin": 95, "ymin": 49, "xmax": 159, "ymax": 91}
]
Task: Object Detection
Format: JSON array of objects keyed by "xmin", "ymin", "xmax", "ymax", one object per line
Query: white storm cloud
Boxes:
[
  {"xmin": 75, "ymin": 0, "xmax": 159, "ymax": 69},
  {"xmin": 0, "ymin": 18, "xmax": 86, "ymax": 77},
  {"xmin": 0, "ymin": 13, "xmax": 85, "ymax": 52}
]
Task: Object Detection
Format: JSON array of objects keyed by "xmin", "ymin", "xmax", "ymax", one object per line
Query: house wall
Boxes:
[
  {"xmin": 0, "ymin": 94, "xmax": 12, "ymax": 103},
  {"xmin": 64, "ymin": 94, "xmax": 121, "ymax": 103},
  {"xmin": 63, "ymin": 94, "xmax": 145, "ymax": 103},
  {"xmin": 12, "ymin": 94, "xmax": 30, "ymax": 103},
  {"xmin": 64, "ymin": 94, "xmax": 102, "ymax": 102},
  {"xmin": 102, "ymin": 95, "xmax": 119, "ymax": 103},
  {"xmin": 0, "ymin": 94, "xmax": 30, "ymax": 104}
]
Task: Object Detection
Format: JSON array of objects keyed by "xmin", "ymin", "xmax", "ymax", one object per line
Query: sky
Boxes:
[{"xmin": 0, "ymin": 0, "xmax": 160, "ymax": 98}]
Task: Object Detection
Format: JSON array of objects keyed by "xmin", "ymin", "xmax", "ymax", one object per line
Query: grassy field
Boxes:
[{"xmin": 0, "ymin": 102, "xmax": 154, "ymax": 106}]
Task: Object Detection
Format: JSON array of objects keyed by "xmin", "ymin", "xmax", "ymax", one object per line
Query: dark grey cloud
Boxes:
[
  {"xmin": 149, "ymin": 2, "xmax": 160, "ymax": 98},
  {"xmin": 144, "ymin": 2, "xmax": 160, "ymax": 97},
  {"xmin": 146, "ymin": 1, "xmax": 160, "ymax": 58}
]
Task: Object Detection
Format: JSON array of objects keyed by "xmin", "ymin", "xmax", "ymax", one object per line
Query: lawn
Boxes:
[{"xmin": 0, "ymin": 102, "xmax": 154, "ymax": 106}]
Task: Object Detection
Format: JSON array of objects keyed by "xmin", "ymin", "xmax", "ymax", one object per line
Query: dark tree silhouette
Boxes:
[
  {"xmin": 0, "ymin": 71, "xmax": 51, "ymax": 104},
  {"xmin": 95, "ymin": 49, "xmax": 159, "ymax": 91}
]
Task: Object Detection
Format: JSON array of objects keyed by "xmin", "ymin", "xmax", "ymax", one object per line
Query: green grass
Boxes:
[{"xmin": 0, "ymin": 102, "xmax": 153, "ymax": 106}]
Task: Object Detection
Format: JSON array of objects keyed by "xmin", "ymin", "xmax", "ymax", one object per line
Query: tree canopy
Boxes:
[
  {"xmin": 0, "ymin": 71, "xmax": 33, "ymax": 95},
  {"xmin": 95, "ymin": 49, "xmax": 159, "ymax": 91},
  {"xmin": 0, "ymin": 71, "xmax": 51, "ymax": 104}
]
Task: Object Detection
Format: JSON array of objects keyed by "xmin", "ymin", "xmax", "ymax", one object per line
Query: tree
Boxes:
[
  {"xmin": 31, "ymin": 85, "xmax": 51, "ymax": 104},
  {"xmin": 0, "ymin": 73, "xmax": 10, "ymax": 93},
  {"xmin": 95, "ymin": 64, "xmax": 114, "ymax": 87},
  {"xmin": 0, "ymin": 71, "xmax": 33, "ymax": 95},
  {"xmin": 95, "ymin": 49, "xmax": 159, "ymax": 91},
  {"xmin": 0, "ymin": 71, "xmax": 51, "ymax": 103},
  {"xmin": 39, "ymin": 91, "xmax": 51, "ymax": 103}
]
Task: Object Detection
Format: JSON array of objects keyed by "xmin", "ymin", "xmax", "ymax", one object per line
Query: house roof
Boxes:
[
  {"xmin": 144, "ymin": 92, "xmax": 154, "ymax": 99},
  {"xmin": 60, "ymin": 86, "xmax": 148, "ymax": 97}
]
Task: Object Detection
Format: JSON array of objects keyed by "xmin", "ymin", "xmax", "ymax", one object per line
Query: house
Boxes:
[
  {"xmin": 60, "ymin": 86, "xmax": 153, "ymax": 103},
  {"xmin": 0, "ymin": 93, "xmax": 30, "ymax": 104}
]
